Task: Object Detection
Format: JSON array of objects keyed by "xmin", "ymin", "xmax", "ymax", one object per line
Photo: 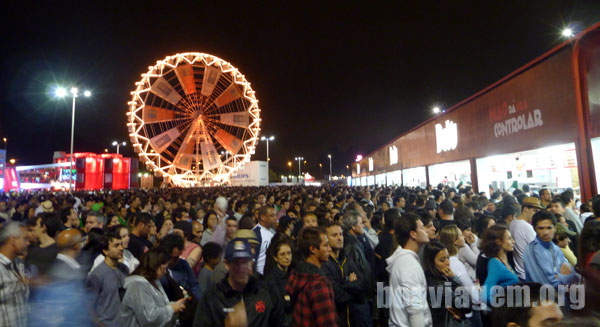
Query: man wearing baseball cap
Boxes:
[{"xmin": 194, "ymin": 238, "xmax": 284, "ymax": 327}]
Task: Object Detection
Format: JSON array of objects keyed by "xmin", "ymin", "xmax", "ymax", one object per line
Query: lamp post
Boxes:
[
  {"xmin": 55, "ymin": 86, "xmax": 91, "ymax": 191},
  {"xmin": 260, "ymin": 135, "xmax": 275, "ymax": 162},
  {"xmin": 3, "ymin": 137, "xmax": 6, "ymax": 155},
  {"xmin": 288, "ymin": 161, "xmax": 292, "ymax": 175},
  {"xmin": 112, "ymin": 141, "xmax": 126, "ymax": 154},
  {"xmin": 346, "ymin": 164, "xmax": 350, "ymax": 176},
  {"xmin": 294, "ymin": 156, "xmax": 303, "ymax": 178},
  {"xmin": 319, "ymin": 163, "xmax": 323, "ymax": 180},
  {"xmin": 221, "ymin": 150, "xmax": 229, "ymax": 161},
  {"xmin": 328, "ymin": 154, "xmax": 332, "ymax": 181}
]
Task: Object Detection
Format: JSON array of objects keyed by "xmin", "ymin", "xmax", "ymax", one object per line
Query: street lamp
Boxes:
[
  {"xmin": 294, "ymin": 156, "xmax": 304, "ymax": 178},
  {"xmin": 433, "ymin": 106, "xmax": 441, "ymax": 114},
  {"xmin": 562, "ymin": 28, "xmax": 574, "ymax": 38},
  {"xmin": 2, "ymin": 137, "xmax": 6, "ymax": 155},
  {"xmin": 221, "ymin": 150, "xmax": 229, "ymax": 161},
  {"xmin": 319, "ymin": 163, "xmax": 323, "ymax": 179},
  {"xmin": 261, "ymin": 135, "xmax": 275, "ymax": 180},
  {"xmin": 346, "ymin": 164, "xmax": 350, "ymax": 176},
  {"xmin": 260, "ymin": 135, "xmax": 275, "ymax": 162},
  {"xmin": 288, "ymin": 161, "xmax": 292, "ymax": 175},
  {"xmin": 55, "ymin": 85, "xmax": 92, "ymax": 191},
  {"xmin": 9, "ymin": 159, "xmax": 15, "ymax": 165},
  {"xmin": 112, "ymin": 141, "xmax": 126, "ymax": 154},
  {"xmin": 328, "ymin": 154, "xmax": 332, "ymax": 181}
]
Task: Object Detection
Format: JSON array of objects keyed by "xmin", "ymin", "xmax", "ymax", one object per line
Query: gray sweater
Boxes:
[
  {"xmin": 119, "ymin": 275, "xmax": 175, "ymax": 327},
  {"xmin": 87, "ymin": 261, "xmax": 128, "ymax": 327}
]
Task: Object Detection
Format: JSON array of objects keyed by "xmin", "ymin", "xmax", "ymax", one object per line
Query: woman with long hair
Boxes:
[
  {"xmin": 263, "ymin": 237, "xmax": 293, "ymax": 326},
  {"xmin": 119, "ymin": 248, "xmax": 186, "ymax": 327},
  {"xmin": 438, "ymin": 225, "xmax": 482, "ymax": 326},
  {"xmin": 423, "ymin": 240, "xmax": 471, "ymax": 327},
  {"xmin": 479, "ymin": 225, "xmax": 519, "ymax": 304}
]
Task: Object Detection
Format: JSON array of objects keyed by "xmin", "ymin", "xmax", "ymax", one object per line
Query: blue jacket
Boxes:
[
  {"xmin": 523, "ymin": 236, "xmax": 580, "ymax": 288},
  {"xmin": 159, "ymin": 258, "xmax": 202, "ymax": 300}
]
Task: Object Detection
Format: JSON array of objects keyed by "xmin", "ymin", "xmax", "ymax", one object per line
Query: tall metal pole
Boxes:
[
  {"xmin": 70, "ymin": 96, "xmax": 76, "ymax": 191},
  {"xmin": 328, "ymin": 155, "xmax": 332, "ymax": 181},
  {"xmin": 116, "ymin": 143, "xmax": 120, "ymax": 154}
]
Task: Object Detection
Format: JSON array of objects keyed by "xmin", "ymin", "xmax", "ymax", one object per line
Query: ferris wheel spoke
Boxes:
[
  {"xmin": 149, "ymin": 127, "xmax": 182, "ymax": 154},
  {"xmin": 205, "ymin": 112, "xmax": 250, "ymax": 129},
  {"xmin": 172, "ymin": 125, "xmax": 197, "ymax": 170},
  {"xmin": 200, "ymin": 66, "xmax": 222, "ymax": 98},
  {"xmin": 199, "ymin": 133, "xmax": 222, "ymax": 171},
  {"xmin": 150, "ymin": 77, "xmax": 183, "ymax": 106},
  {"xmin": 174, "ymin": 64, "xmax": 196, "ymax": 96},
  {"xmin": 213, "ymin": 84, "xmax": 242, "ymax": 107},
  {"xmin": 142, "ymin": 105, "xmax": 189, "ymax": 124},
  {"xmin": 213, "ymin": 127, "xmax": 243, "ymax": 155}
]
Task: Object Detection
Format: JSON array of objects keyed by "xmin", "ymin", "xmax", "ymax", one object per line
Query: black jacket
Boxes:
[
  {"xmin": 263, "ymin": 266, "xmax": 292, "ymax": 326},
  {"xmin": 322, "ymin": 251, "xmax": 367, "ymax": 327},
  {"xmin": 193, "ymin": 273, "xmax": 284, "ymax": 327},
  {"xmin": 425, "ymin": 272, "xmax": 472, "ymax": 327},
  {"xmin": 343, "ymin": 232, "xmax": 374, "ymax": 295}
]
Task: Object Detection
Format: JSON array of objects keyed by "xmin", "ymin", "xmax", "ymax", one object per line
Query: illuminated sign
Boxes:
[
  {"xmin": 368, "ymin": 158, "xmax": 374, "ymax": 171},
  {"xmin": 435, "ymin": 120, "xmax": 458, "ymax": 153},
  {"xmin": 357, "ymin": 163, "xmax": 360, "ymax": 175},
  {"xmin": 389, "ymin": 146, "xmax": 398, "ymax": 165}
]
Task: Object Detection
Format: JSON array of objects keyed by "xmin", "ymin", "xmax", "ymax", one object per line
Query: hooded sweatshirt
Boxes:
[
  {"xmin": 285, "ymin": 260, "xmax": 338, "ymax": 327},
  {"xmin": 386, "ymin": 246, "xmax": 432, "ymax": 327}
]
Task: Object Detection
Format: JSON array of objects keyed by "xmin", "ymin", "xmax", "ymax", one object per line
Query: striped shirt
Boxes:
[{"xmin": 0, "ymin": 253, "xmax": 29, "ymax": 327}]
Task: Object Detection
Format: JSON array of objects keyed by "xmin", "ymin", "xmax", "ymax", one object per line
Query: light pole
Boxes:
[
  {"xmin": 112, "ymin": 141, "xmax": 126, "ymax": 154},
  {"xmin": 294, "ymin": 156, "xmax": 303, "ymax": 178},
  {"xmin": 328, "ymin": 154, "xmax": 332, "ymax": 181},
  {"xmin": 319, "ymin": 163, "xmax": 323, "ymax": 180},
  {"xmin": 260, "ymin": 135, "xmax": 275, "ymax": 162},
  {"xmin": 346, "ymin": 164, "xmax": 350, "ymax": 176},
  {"xmin": 55, "ymin": 86, "xmax": 91, "ymax": 191},
  {"xmin": 221, "ymin": 150, "xmax": 229, "ymax": 161},
  {"xmin": 3, "ymin": 137, "xmax": 6, "ymax": 155},
  {"xmin": 288, "ymin": 161, "xmax": 292, "ymax": 175},
  {"xmin": 261, "ymin": 136, "xmax": 274, "ymax": 181}
]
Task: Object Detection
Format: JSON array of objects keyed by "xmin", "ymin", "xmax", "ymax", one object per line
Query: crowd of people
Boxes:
[{"xmin": 0, "ymin": 183, "xmax": 599, "ymax": 327}]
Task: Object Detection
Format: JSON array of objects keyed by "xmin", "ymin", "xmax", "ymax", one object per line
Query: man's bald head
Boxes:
[{"xmin": 56, "ymin": 228, "xmax": 82, "ymax": 250}]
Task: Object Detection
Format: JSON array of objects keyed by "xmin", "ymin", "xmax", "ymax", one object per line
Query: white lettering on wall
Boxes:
[
  {"xmin": 368, "ymin": 158, "xmax": 374, "ymax": 172},
  {"xmin": 389, "ymin": 146, "xmax": 398, "ymax": 165},
  {"xmin": 493, "ymin": 109, "xmax": 544, "ymax": 138},
  {"xmin": 435, "ymin": 120, "xmax": 458, "ymax": 153}
]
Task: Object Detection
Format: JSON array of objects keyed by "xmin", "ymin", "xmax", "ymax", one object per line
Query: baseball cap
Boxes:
[
  {"xmin": 234, "ymin": 229, "xmax": 259, "ymax": 245},
  {"xmin": 224, "ymin": 238, "xmax": 253, "ymax": 261}
]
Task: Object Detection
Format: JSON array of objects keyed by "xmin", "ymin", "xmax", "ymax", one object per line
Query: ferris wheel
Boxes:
[{"xmin": 127, "ymin": 52, "xmax": 261, "ymax": 186}]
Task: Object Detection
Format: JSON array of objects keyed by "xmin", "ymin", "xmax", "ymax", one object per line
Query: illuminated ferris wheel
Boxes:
[{"xmin": 127, "ymin": 52, "xmax": 261, "ymax": 186}]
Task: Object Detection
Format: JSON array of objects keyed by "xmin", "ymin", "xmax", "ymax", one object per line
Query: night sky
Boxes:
[{"xmin": 1, "ymin": 1, "xmax": 599, "ymax": 177}]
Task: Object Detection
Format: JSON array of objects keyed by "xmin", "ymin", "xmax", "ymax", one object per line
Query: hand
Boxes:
[
  {"xmin": 225, "ymin": 300, "xmax": 248, "ymax": 327},
  {"xmin": 560, "ymin": 263, "xmax": 572, "ymax": 275},
  {"xmin": 441, "ymin": 267, "xmax": 455, "ymax": 278},
  {"xmin": 363, "ymin": 218, "xmax": 372, "ymax": 230},
  {"xmin": 349, "ymin": 272, "xmax": 357, "ymax": 282},
  {"xmin": 170, "ymin": 298, "xmax": 186, "ymax": 313},
  {"xmin": 465, "ymin": 233, "xmax": 475, "ymax": 245}
]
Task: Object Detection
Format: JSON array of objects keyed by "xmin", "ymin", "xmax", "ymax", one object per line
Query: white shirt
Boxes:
[
  {"xmin": 509, "ymin": 219, "xmax": 536, "ymax": 280},
  {"xmin": 253, "ymin": 223, "xmax": 274, "ymax": 275},
  {"xmin": 386, "ymin": 246, "xmax": 432, "ymax": 327},
  {"xmin": 449, "ymin": 256, "xmax": 480, "ymax": 304}
]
